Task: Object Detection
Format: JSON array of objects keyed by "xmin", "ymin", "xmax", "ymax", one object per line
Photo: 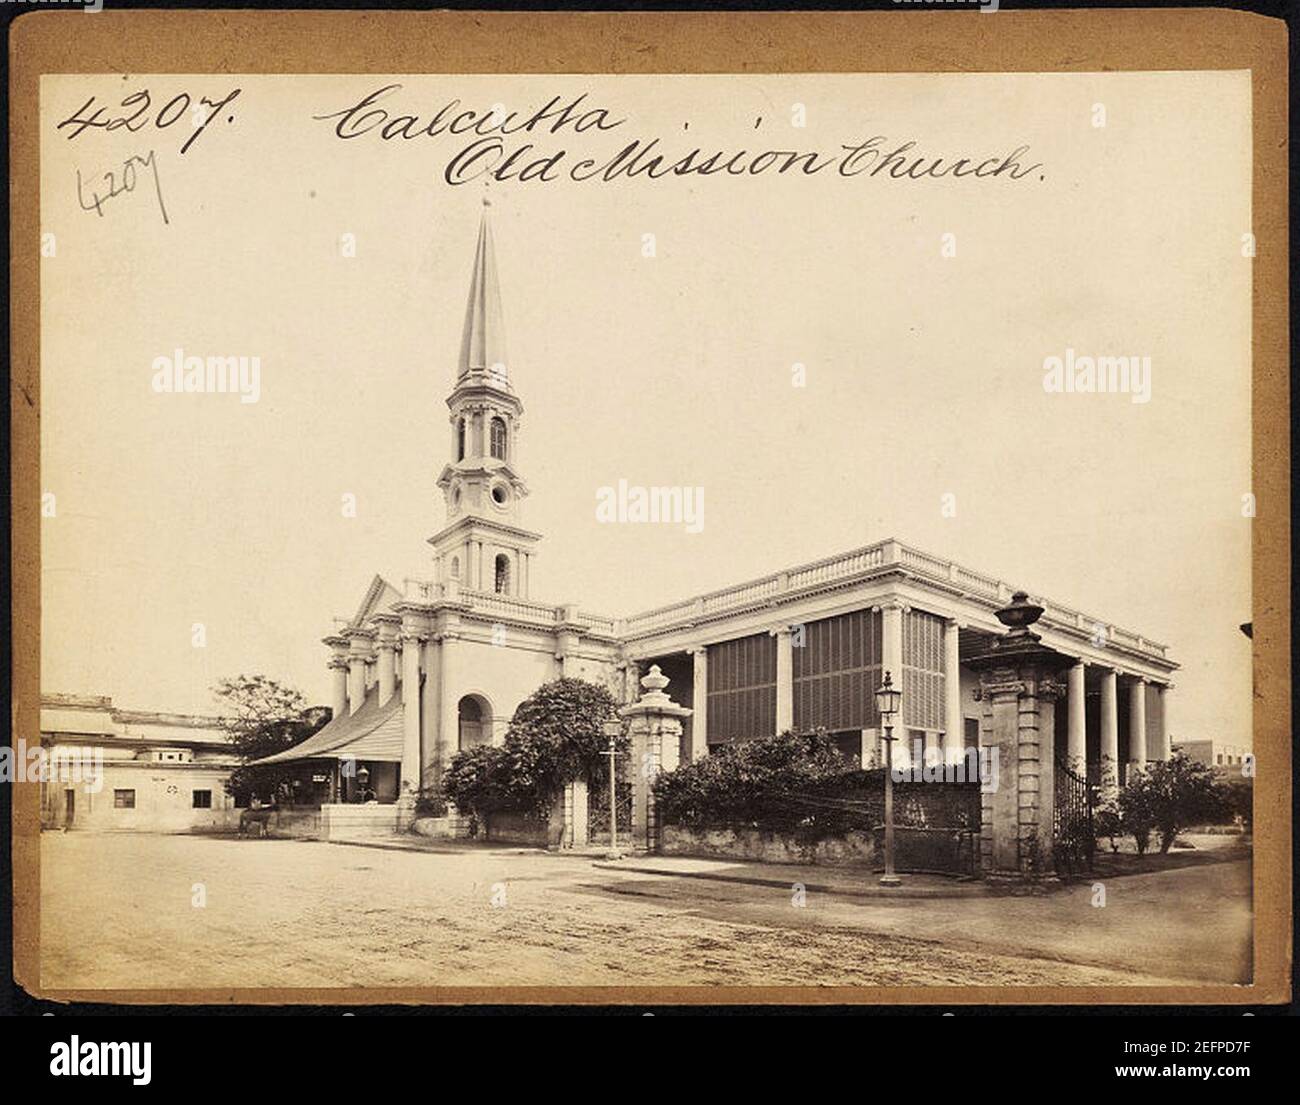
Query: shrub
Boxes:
[
  {"xmin": 1118, "ymin": 752, "xmax": 1228, "ymax": 854},
  {"xmin": 413, "ymin": 784, "xmax": 449, "ymax": 818},
  {"xmin": 1093, "ymin": 805, "xmax": 1123, "ymax": 853},
  {"xmin": 442, "ymin": 678, "xmax": 622, "ymax": 820},
  {"xmin": 441, "ymin": 744, "xmax": 516, "ymax": 818},
  {"xmin": 652, "ymin": 729, "xmax": 980, "ymax": 840},
  {"xmin": 651, "ymin": 729, "xmax": 849, "ymax": 828}
]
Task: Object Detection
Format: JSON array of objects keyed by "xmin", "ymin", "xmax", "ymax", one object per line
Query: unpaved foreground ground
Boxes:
[{"xmin": 38, "ymin": 832, "xmax": 1248, "ymax": 991}]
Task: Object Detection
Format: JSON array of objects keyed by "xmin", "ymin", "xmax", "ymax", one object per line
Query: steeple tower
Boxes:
[{"xmin": 430, "ymin": 201, "xmax": 541, "ymax": 598}]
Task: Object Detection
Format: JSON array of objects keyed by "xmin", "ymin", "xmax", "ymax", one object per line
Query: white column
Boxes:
[
  {"xmin": 1099, "ymin": 668, "xmax": 1119, "ymax": 797},
  {"xmin": 438, "ymin": 633, "xmax": 460, "ymax": 770},
  {"xmin": 1067, "ymin": 660, "xmax": 1086, "ymax": 773},
  {"xmin": 773, "ymin": 627, "xmax": 793, "ymax": 733},
  {"xmin": 1154, "ymin": 684, "xmax": 1171, "ymax": 760},
  {"xmin": 347, "ymin": 633, "xmax": 370, "ymax": 715},
  {"xmin": 329, "ymin": 661, "xmax": 348, "ymax": 720},
  {"xmin": 1129, "ymin": 676, "xmax": 1148, "ymax": 771},
  {"xmin": 556, "ymin": 628, "xmax": 579, "ymax": 679},
  {"xmin": 875, "ymin": 603, "xmax": 905, "ymax": 767},
  {"xmin": 943, "ymin": 618, "xmax": 962, "ymax": 762},
  {"xmin": 376, "ymin": 626, "xmax": 397, "ymax": 705},
  {"xmin": 401, "ymin": 632, "xmax": 423, "ymax": 792},
  {"xmin": 423, "ymin": 634, "xmax": 444, "ymax": 781},
  {"xmin": 624, "ymin": 660, "xmax": 642, "ymax": 705},
  {"xmin": 690, "ymin": 646, "xmax": 709, "ymax": 761},
  {"xmin": 347, "ymin": 658, "xmax": 365, "ymax": 712},
  {"xmin": 881, "ymin": 603, "xmax": 904, "ymax": 689}
]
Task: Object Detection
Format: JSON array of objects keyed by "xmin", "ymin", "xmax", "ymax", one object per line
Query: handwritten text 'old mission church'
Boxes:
[{"xmin": 314, "ymin": 86, "xmax": 1045, "ymax": 187}]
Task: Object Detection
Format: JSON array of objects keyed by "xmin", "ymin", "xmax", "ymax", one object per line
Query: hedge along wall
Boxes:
[
  {"xmin": 657, "ymin": 770, "xmax": 981, "ymax": 837},
  {"xmin": 655, "ymin": 772, "xmax": 981, "ymax": 873}
]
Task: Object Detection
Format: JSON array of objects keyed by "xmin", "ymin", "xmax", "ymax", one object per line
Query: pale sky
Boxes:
[{"xmin": 40, "ymin": 72, "xmax": 1252, "ymax": 742}]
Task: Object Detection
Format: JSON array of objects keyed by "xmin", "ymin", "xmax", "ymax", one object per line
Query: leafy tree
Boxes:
[
  {"xmin": 442, "ymin": 678, "xmax": 622, "ymax": 819},
  {"xmin": 1118, "ymin": 752, "xmax": 1228, "ymax": 854},
  {"xmin": 1220, "ymin": 774, "xmax": 1254, "ymax": 831},
  {"xmin": 213, "ymin": 675, "xmax": 331, "ymax": 806},
  {"xmin": 1117, "ymin": 781, "xmax": 1156, "ymax": 855},
  {"xmin": 1092, "ymin": 765, "xmax": 1124, "ymax": 853},
  {"xmin": 1093, "ymin": 805, "xmax": 1123, "ymax": 854}
]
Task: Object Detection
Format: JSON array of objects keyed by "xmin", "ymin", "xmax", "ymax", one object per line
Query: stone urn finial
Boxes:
[
  {"xmin": 641, "ymin": 664, "xmax": 670, "ymax": 694},
  {"xmin": 621, "ymin": 663, "xmax": 691, "ymax": 721},
  {"xmin": 995, "ymin": 590, "xmax": 1045, "ymax": 636}
]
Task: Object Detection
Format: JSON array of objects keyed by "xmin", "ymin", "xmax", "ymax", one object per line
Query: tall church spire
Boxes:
[
  {"xmin": 457, "ymin": 198, "xmax": 508, "ymax": 382},
  {"xmin": 431, "ymin": 201, "xmax": 539, "ymax": 599}
]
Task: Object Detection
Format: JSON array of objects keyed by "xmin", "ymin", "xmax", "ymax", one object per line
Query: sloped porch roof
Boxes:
[{"xmin": 250, "ymin": 686, "xmax": 403, "ymax": 765}]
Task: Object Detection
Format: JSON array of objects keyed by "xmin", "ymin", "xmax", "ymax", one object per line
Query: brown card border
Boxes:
[{"xmin": 9, "ymin": 8, "xmax": 1290, "ymax": 1006}]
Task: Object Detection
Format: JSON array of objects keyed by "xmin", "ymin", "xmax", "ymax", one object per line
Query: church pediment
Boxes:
[{"xmin": 350, "ymin": 573, "xmax": 404, "ymax": 627}]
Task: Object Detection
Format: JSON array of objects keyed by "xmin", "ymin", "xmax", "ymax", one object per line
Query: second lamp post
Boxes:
[{"xmin": 876, "ymin": 670, "xmax": 903, "ymax": 887}]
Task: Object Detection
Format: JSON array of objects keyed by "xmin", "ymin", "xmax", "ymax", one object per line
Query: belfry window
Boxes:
[
  {"xmin": 494, "ymin": 554, "xmax": 510, "ymax": 595},
  {"xmin": 457, "ymin": 418, "xmax": 466, "ymax": 461},
  {"xmin": 490, "ymin": 417, "xmax": 508, "ymax": 460}
]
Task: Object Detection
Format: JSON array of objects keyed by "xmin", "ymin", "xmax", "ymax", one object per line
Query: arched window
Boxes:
[
  {"xmin": 490, "ymin": 417, "xmax": 508, "ymax": 460},
  {"xmin": 494, "ymin": 553, "xmax": 510, "ymax": 595},
  {"xmin": 450, "ymin": 556, "xmax": 460, "ymax": 580},
  {"xmin": 457, "ymin": 418, "xmax": 466, "ymax": 461},
  {"xmin": 458, "ymin": 695, "xmax": 487, "ymax": 751}
]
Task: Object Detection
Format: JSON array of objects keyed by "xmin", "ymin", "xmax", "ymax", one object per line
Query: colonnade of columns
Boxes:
[
  {"xmin": 1065, "ymin": 662, "xmax": 1172, "ymax": 794},
  {"xmin": 634, "ymin": 607, "xmax": 1173, "ymax": 788}
]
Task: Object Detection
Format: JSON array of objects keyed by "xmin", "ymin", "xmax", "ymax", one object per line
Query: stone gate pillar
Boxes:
[
  {"xmin": 966, "ymin": 592, "xmax": 1070, "ymax": 880},
  {"xmin": 621, "ymin": 664, "xmax": 691, "ymax": 852}
]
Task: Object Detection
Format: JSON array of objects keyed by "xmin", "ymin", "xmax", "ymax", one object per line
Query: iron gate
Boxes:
[
  {"xmin": 587, "ymin": 771, "xmax": 632, "ymax": 847},
  {"xmin": 1052, "ymin": 756, "xmax": 1096, "ymax": 876}
]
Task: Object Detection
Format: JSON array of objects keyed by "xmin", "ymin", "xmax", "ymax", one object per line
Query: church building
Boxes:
[{"xmin": 261, "ymin": 202, "xmax": 1179, "ymax": 812}]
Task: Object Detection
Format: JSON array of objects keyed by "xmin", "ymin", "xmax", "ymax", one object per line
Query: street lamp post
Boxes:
[
  {"xmin": 876, "ymin": 670, "xmax": 903, "ymax": 887},
  {"xmin": 601, "ymin": 719, "xmax": 624, "ymax": 860}
]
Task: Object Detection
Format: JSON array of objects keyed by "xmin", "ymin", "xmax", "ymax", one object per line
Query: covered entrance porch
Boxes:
[{"xmin": 252, "ymin": 685, "xmax": 405, "ymax": 794}]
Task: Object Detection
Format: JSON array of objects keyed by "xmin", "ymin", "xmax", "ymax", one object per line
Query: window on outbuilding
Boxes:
[
  {"xmin": 192, "ymin": 790, "xmax": 212, "ymax": 809},
  {"xmin": 114, "ymin": 789, "xmax": 135, "ymax": 809}
]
